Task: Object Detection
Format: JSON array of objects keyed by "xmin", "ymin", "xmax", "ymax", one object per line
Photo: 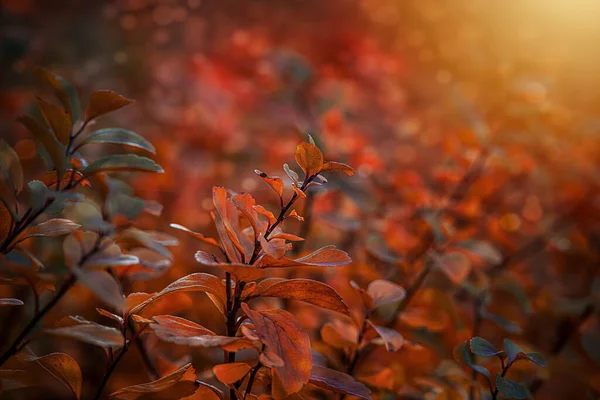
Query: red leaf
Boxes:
[{"xmin": 241, "ymin": 304, "xmax": 311, "ymax": 399}]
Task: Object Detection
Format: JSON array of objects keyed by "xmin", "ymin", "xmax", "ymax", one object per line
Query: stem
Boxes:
[
  {"xmin": 291, "ymin": 191, "xmax": 314, "ymax": 256},
  {"xmin": 492, "ymin": 362, "xmax": 510, "ymax": 399},
  {"xmin": 0, "ymin": 233, "xmax": 103, "ymax": 367},
  {"xmin": 248, "ymin": 177, "xmax": 313, "ymax": 265},
  {"xmin": 0, "ymin": 274, "xmax": 76, "ymax": 366},
  {"xmin": 128, "ymin": 314, "xmax": 160, "ymax": 380},
  {"xmin": 386, "ymin": 260, "xmax": 433, "ymax": 329},
  {"xmin": 469, "ymin": 295, "xmax": 484, "ymax": 400},
  {"xmin": 93, "ymin": 342, "xmax": 129, "ymax": 400},
  {"xmin": 225, "ymin": 279, "xmax": 246, "ymax": 400},
  {"xmin": 243, "ymin": 362, "xmax": 262, "ymax": 400}
]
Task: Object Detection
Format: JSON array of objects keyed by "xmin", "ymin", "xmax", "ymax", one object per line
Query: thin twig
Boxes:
[{"xmin": 0, "ymin": 234, "xmax": 104, "ymax": 367}]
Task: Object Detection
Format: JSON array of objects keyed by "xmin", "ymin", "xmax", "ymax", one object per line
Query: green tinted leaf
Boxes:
[
  {"xmin": 83, "ymin": 154, "xmax": 163, "ymax": 176},
  {"xmin": 71, "ymin": 268, "xmax": 126, "ymax": 312},
  {"xmin": 525, "ymin": 352, "xmax": 547, "ymax": 367},
  {"xmin": 482, "ymin": 310, "xmax": 521, "ymax": 334},
  {"xmin": 45, "ymin": 316, "xmax": 124, "ymax": 349},
  {"xmin": 503, "ymin": 339, "xmax": 523, "ymax": 365},
  {"xmin": 459, "ymin": 341, "xmax": 490, "ymax": 379},
  {"xmin": 469, "ymin": 337, "xmax": 503, "ymax": 357},
  {"xmin": 28, "ymin": 180, "xmax": 51, "ymax": 211},
  {"xmin": 581, "ymin": 332, "xmax": 600, "ymax": 364},
  {"xmin": 496, "ymin": 375, "xmax": 531, "ymax": 399},
  {"xmin": 0, "ymin": 140, "xmax": 24, "ymax": 194},
  {"xmin": 454, "ymin": 240, "xmax": 503, "ymax": 265},
  {"xmin": 82, "ymin": 128, "xmax": 155, "ymax": 154},
  {"xmin": 18, "ymin": 115, "xmax": 66, "ymax": 178},
  {"xmin": 106, "ymin": 192, "xmax": 145, "ymax": 221}
]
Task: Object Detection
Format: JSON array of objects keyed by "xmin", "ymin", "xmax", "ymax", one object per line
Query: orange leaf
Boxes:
[
  {"xmin": 253, "ymin": 205, "xmax": 277, "ymax": 225},
  {"xmin": 259, "ymin": 351, "xmax": 285, "ymax": 368},
  {"xmin": 350, "ymin": 281, "xmax": 374, "ymax": 311},
  {"xmin": 435, "ymin": 252, "xmax": 471, "ymax": 284},
  {"xmin": 85, "ymin": 90, "xmax": 133, "ymax": 122},
  {"xmin": 169, "ymin": 223, "xmax": 220, "ymax": 248},
  {"xmin": 150, "ymin": 315, "xmax": 254, "ymax": 351},
  {"xmin": 255, "ymin": 170, "xmax": 284, "ymax": 200},
  {"xmin": 195, "ymin": 251, "xmax": 266, "ymax": 281},
  {"xmin": 108, "ymin": 363, "xmax": 194, "ymax": 399},
  {"xmin": 260, "ymin": 246, "xmax": 351, "ymax": 268},
  {"xmin": 288, "ymin": 210, "xmax": 304, "ymax": 221},
  {"xmin": 0, "ymin": 201, "xmax": 11, "ymax": 245},
  {"xmin": 241, "ymin": 304, "xmax": 311, "ymax": 398},
  {"xmin": 270, "ymin": 233, "xmax": 304, "ymax": 242},
  {"xmin": 255, "ymin": 278, "xmax": 351, "ymax": 316},
  {"xmin": 20, "ymin": 350, "xmax": 82, "ymax": 399},
  {"xmin": 367, "ymin": 280, "xmax": 406, "ymax": 308},
  {"xmin": 129, "ymin": 273, "xmax": 226, "ymax": 315},
  {"xmin": 309, "ymin": 365, "xmax": 370, "ymax": 399},
  {"xmin": 213, "ymin": 363, "xmax": 252, "ymax": 385},
  {"xmin": 320, "ymin": 161, "xmax": 355, "ymax": 176},
  {"xmin": 36, "ymin": 97, "xmax": 72, "ymax": 145},
  {"xmin": 294, "ymin": 142, "xmax": 324, "ymax": 178},
  {"xmin": 151, "ymin": 315, "xmax": 216, "ymax": 338},
  {"xmin": 320, "ymin": 320, "xmax": 359, "ymax": 349},
  {"xmin": 292, "ymin": 185, "xmax": 306, "ymax": 199}
]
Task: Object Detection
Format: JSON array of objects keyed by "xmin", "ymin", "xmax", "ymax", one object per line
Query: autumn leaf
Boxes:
[
  {"xmin": 19, "ymin": 350, "xmax": 82, "ymax": 399},
  {"xmin": 0, "ymin": 201, "xmax": 12, "ymax": 246},
  {"xmin": 309, "ymin": 365, "xmax": 370, "ymax": 399},
  {"xmin": 213, "ymin": 363, "xmax": 252, "ymax": 385},
  {"xmin": 195, "ymin": 251, "xmax": 266, "ymax": 281},
  {"xmin": 170, "ymin": 223, "xmax": 220, "ymax": 248},
  {"xmin": 85, "ymin": 90, "xmax": 133, "ymax": 122},
  {"xmin": 241, "ymin": 303, "xmax": 311, "ymax": 399},
  {"xmin": 0, "ymin": 139, "xmax": 24, "ymax": 194},
  {"xmin": 254, "ymin": 278, "xmax": 351, "ymax": 316},
  {"xmin": 320, "ymin": 161, "xmax": 355, "ymax": 176},
  {"xmin": 435, "ymin": 252, "xmax": 471, "ymax": 284},
  {"xmin": 18, "ymin": 115, "xmax": 66, "ymax": 178},
  {"xmin": 36, "ymin": 97, "xmax": 72, "ymax": 145},
  {"xmin": 255, "ymin": 170, "xmax": 284, "ymax": 201},
  {"xmin": 321, "ymin": 320, "xmax": 359, "ymax": 349},
  {"xmin": 150, "ymin": 316, "xmax": 253, "ymax": 350},
  {"xmin": 253, "ymin": 205, "xmax": 277, "ymax": 225},
  {"xmin": 45, "ymin": 316, "xmax": 124, "ymax": 349},
  {"xmin": 129, "ymin": 273, "xmax": 226, "ymax": 315},
  {"xmin": 260, "ymin": 245, "xmax": 351, "ymax": 268},
  {"xmin": 34, "ymin": 68, "xmax": 81, "ymax": 120},
  {"xmin": 367, "ymin": 280, "xmax": 406, "ymax": 308},
  {"xmin": 108, "ymin": 363, "xmax": 194, "ymax": 399},
  {"xmin": 294, "ymin": 141, "xmax": 324, "ymax": 178},
  {"xmin": 151, "ymin": 315, "xmax": 216, "ymax": 338}
]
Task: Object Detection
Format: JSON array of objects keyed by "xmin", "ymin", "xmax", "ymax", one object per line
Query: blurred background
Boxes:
[{"xmin": 2, "ymin": 0, "xmax": 600, "ymax": 399}]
